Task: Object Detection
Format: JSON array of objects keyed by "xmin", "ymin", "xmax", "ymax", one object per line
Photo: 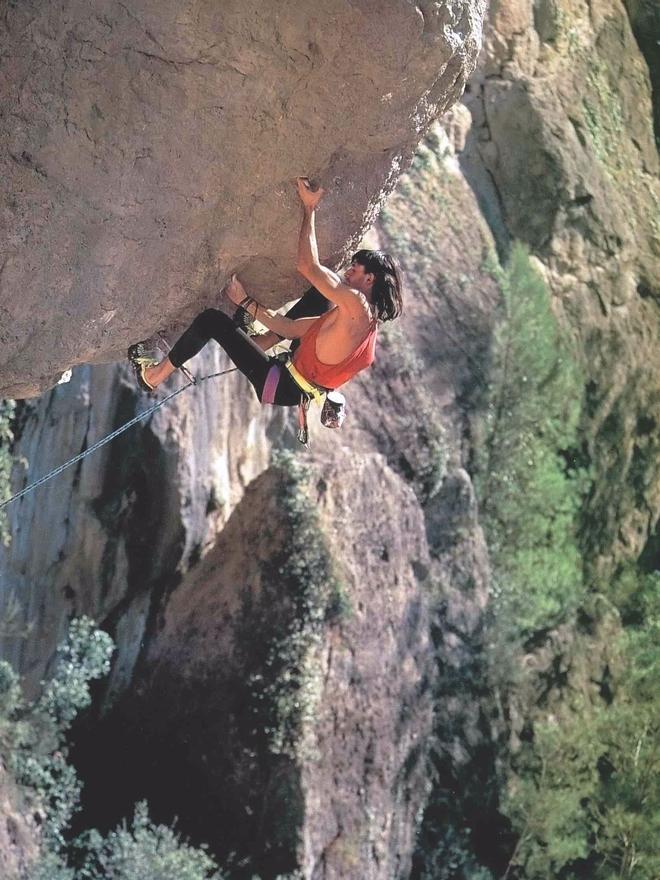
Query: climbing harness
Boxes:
[
  {"xmin": 284, "ymin": 361, "xmax": 347, "ymax": 445},
  {"xmin": 0, "ymin": 367, "xmax": 236, "ymax": 513},
  {"xmin": 285, "ymin": 360, "xmax": 325, "ymax": 404},
  {"xmin": 260, "ymin": 363, "xmax": 283, "ymax": 405},
  {"xmin": 285, "ymin": 359, "xmax": 325, "ymax": 443},
  {"xmin": 260, "ymin": 355, "xmax": 344, "ymax": 445},
  {"xmin": 230, "ymin": 298, "xmax": 348, "ymax": 443}
]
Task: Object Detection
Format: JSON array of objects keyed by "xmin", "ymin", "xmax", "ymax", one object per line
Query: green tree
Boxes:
[
  {"xmin": 475, "ymin": 244, "xmax": 588, "ymax": 634},
  {"xmin": 502, "ymin": 575, "xmax": 660, "ymax": 880},
  {"xmin": 74, "ymin": 802, "xmax": 223, "ymax": 880},
  {"xmin": 2, "ymin": 617, "xmax": 114, "ymax": 848},
  {"xmin": 1, "ymin": 618, "xmax": 226, "ymax": 879}
]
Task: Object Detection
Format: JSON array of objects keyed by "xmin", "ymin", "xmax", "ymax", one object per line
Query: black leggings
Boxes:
[{"xmin": 168, "ymin": 287, "xmax": 331, "ymax": 406}]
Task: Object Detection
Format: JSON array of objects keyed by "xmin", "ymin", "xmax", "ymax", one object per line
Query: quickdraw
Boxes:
[{"xmin": 285, "ymin": 360, "xmax": 327, "ymax": 446}]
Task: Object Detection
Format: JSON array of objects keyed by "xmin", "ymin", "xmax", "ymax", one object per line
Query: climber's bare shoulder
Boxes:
[{"xmin": 298, "ymin": 262, "xmax": 370, "ymax": 323}]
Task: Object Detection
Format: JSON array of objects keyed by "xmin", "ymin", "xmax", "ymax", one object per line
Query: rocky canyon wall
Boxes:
[
  {"xmin": 1, "ymin": 0, "xmax": 659, "ymax": 878},
  {"xmin": 0, "ymin": 349, "xmax": 280, "ymax": 698},
  {"xmin": 1, "ymin": 128, "xmax": 500, "ymax": 875},
  {"xmin": 461, "ymin": 0, "xmax": 660, "ymax": 576},
  {"xmin": 106, "ymin": 454, "xmax": 435, "ymax": 879},
  {"xmin": 1, "ymin": 2, "xmax": 490, "ymax": 876}
]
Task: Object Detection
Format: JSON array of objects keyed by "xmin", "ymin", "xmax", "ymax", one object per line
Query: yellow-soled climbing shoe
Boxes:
[{"xmin": 127, "ymin": 343, "xmax": 159, "ymax": 393}]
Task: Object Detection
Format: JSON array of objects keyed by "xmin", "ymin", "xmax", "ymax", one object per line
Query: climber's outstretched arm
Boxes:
[
  {"xmin": 225, "ymin": 276, "xmax": 320, "ymax": 339},
  {"xmin": 295, "ymin": 178, "xmax": 365, "ymax": 317},
  {"xmin": 251, "ymin": 311, "xmax": 318, "ymax": 339},
  {"xmin": 250, "ymin": 287, "xmax": 331, "ymax": 350},
  {"xmin": 250, "ymin": 331, "xmax": 280, "ymax": 352}
]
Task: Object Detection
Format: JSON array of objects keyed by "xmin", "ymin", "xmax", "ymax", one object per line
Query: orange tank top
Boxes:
[{"xmin": 292, "ymin": 311, "xmax": 377, "ymax": 389}]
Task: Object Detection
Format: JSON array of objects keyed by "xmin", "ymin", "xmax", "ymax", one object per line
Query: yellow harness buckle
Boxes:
[{"xmin": 285, "ymin": 361, "xmax": 325, "ymax": 405}]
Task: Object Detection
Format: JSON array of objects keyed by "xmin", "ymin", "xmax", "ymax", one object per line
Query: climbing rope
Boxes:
[{"xmin": 0, "ymin": 367, "xmax": 237, "ymax": 512}]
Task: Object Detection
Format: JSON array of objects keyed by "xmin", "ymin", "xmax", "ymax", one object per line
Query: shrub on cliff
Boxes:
[
  {"xmin": 1, "ymin": 617, "xmax": 114, "ymax": 849},
  {"xmin": 244, "ymin": 450, "xmax": 345, "ymax": 760},
  {"xmin": 71, "ymin": 801, "xmax": 223, "ymax": 880},
  {"xmin": 30, "ymin": 805, "xmax": 224, "ymax": 880},
  {"xmin": 474, "ymin": 243, "xmax": 588, "ymax": 634},
  {"xmin": 0, "ymin": 618, "xmax": 224, "ymax": 880},
  {"xmin": 501, "ymin": 573, "xmax": 660, "ymax": 880}
]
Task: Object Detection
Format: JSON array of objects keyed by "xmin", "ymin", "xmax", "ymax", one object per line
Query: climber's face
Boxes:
[{"xmin": 344, "ymin": 260, "xmax": 374, "ymax": 292}]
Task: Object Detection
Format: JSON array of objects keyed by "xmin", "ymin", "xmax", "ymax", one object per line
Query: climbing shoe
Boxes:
[{"xmin": 127, "ymin": 343, "xmax": 159, "ymax": 393}]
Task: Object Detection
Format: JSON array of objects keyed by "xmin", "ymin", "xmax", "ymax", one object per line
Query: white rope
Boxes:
[{"xmin": 0, "ymin": 368, "xmax": 237, "ymax": 512}]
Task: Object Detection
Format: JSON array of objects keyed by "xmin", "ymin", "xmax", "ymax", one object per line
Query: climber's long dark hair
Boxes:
[{"xmin": 351, "ymin": 249, "xmax": 403, "ymax": 322}]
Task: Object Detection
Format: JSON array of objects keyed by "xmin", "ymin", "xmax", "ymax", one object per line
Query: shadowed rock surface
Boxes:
[
  {"xmin": 70, "ymin": 455, "xmax": 434, "ymax": 879},
  {"xmin": 0, "ymin": 0, "xmax": 485, "ymax": 398},
  {"xmin": 1, "ymin": 120, "xmax": 500, "ymax": 877},
  {"xmin": 0, "ymin": 346, "xmax": 285, "ymax": 696},
  {"xmin": 0, "ymin": 765, "xmax": 40, "ymax": 880},
  {"xmin": 624, "ymin": 0, "xmax": 660, "ymax": 142}
]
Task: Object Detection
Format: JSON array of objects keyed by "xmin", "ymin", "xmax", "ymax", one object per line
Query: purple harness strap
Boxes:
[{"xmin": 261, "ymin": 363, "xmax": 282, "ymax": 404}]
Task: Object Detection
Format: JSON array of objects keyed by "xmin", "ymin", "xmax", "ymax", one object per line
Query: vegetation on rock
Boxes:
[
  {"xmin": 244, "ymin": 450, "xmax": 345, "ymax": 760},
  {"xmin": 472, "ymin": 244, "xmax": 660, "ymax": 880},
  {"xmin": 475, "ymin": 243, "xmax": 589, "ymax": 635},
  {"xmin": 1, "ymin": 617, "xmax": 113, "ymax": 851},
  {"xmin": 503, "ymin": 577, "xmax": 660, "ymax": 879},
  {"xmin": 0, "ymin": 619, "xmax": 225, "ymax": 880}
]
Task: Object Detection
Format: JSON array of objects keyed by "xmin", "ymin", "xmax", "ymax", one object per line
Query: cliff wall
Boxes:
[
  {"xmin": 462, "ymin": 0, "xmax": 660, "ymax": 578},
  {"xmin": 0, "ymin": 0, "xmax": 485, "ymax": 398},
  {"xmin": 1, "ymin": 0, "xmax": 659, "ymax": 877},
  {"xmin": 0, "ymin": 350, "xmax": 278, "ymax": 698}
]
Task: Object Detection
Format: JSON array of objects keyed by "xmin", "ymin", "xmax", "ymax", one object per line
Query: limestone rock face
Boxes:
[
  {"xmin": 0, "ymin": 115, "xmax": 500, "ymax": 876},
  {"xmin": 1, "ymin": 0, "xmax": 658, "ymax": 876},
  {"xmin": 351, "ymin": 120, "xmax": 505, "ymax": 874},
  {"xmin": 0, "ymin": 0, "xmax": 486, "ymax": 398},
  {"xmin": 0, "ymin": 764, "xmax": 39, "ymax": 880},
  {"xmin": 78, "ymin": 454, "xmax": 434, "ymax": 879},
  {"xmin": 0, "ymin": 347, "xmax": 282, "ymax": 696}
]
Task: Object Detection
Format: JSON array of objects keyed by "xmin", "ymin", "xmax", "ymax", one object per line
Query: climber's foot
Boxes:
[
  {"xmin": 156, "ymin": 332, "xmax": 197, "ymax": 385},
  {"xmin": 144, "ymin": 359, "xmax": 176, "ymax": 389},
  {"xmin": 128, "ymin": 343, "xmax": 168, "ymax": 392},
  {"xmin": 142, "ymin": 363, "xmax": 159, "ymax": 389}
]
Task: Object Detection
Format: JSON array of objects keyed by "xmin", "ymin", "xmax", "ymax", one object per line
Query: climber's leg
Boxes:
[
  {"xmin": 145, "ymin": 309, "xmax": 299, "ymax": 404},
  {"xmin": 165, "ymin": 309, "xmax": 269, "ymax": 391}
]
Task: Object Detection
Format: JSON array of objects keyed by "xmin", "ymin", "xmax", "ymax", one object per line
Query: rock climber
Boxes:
[{"xmin": 128, "ymin": 178, "xmax": 403, "ymax": 438}]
